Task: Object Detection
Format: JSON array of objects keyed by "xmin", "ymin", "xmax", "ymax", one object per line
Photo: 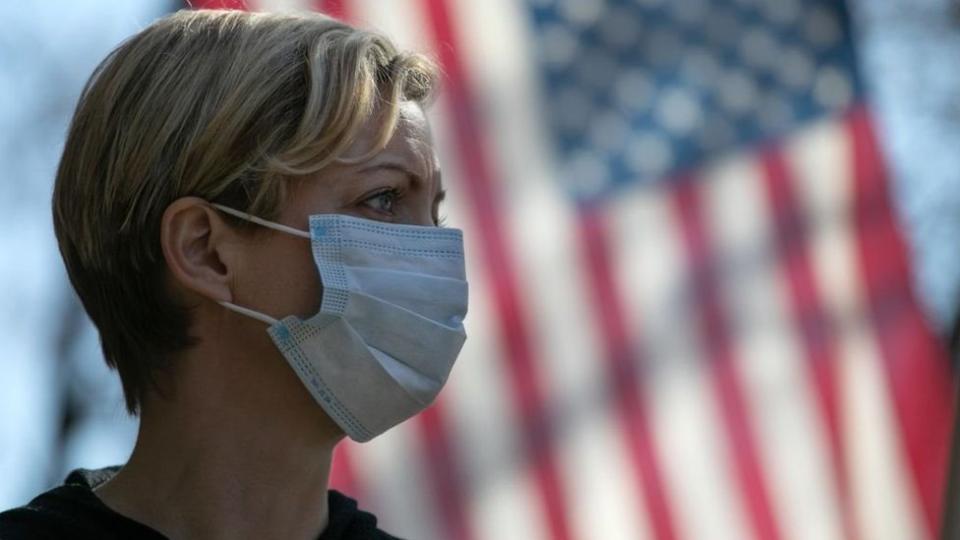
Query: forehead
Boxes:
[
  {"xmin": 348, "ymin": 101, "xmax": 434, "ymax": 167},
  {"xmin": 281, "ymin": 101, "xmax": 441, "ymax": 222}
]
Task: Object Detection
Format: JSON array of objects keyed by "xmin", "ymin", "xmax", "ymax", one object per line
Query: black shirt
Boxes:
[{"xmin": 0, "ymin": 467, "xmax": 401, "ymax": 539}]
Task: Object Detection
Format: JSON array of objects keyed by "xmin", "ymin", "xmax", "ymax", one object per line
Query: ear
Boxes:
[{"xmin": 160, "ymin": 197, "xmax": 235, "ymax": 304}]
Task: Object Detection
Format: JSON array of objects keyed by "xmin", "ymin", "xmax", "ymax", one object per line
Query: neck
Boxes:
[{"xmin": 94, "ymin": 356, "xmax": 342, "ymax": 540}]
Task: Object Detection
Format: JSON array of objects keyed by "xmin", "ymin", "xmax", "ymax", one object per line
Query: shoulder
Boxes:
[
  {"xmin": 0, "ymin": 485, "xmax": 100, "ymax": 539},
  {"xmin": 0, "ymin": 467, "xmax": 163, "ymax": 540},
  {"xmin": 323, "ymin": 490, "xmax": 403, "ymax": 540}
]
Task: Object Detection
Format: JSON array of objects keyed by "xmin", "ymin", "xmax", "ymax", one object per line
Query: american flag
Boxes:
[{"xmin": 191, "ymin": 1, "xmax": 956, "ymax": 538}]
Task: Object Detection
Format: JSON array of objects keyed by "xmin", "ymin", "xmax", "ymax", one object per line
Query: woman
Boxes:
[{"xmin": 0, "ymin": 8, "xmax": 467, "ymax": 540}]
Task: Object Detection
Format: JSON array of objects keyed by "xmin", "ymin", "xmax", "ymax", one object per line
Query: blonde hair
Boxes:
[{"xmin": 52, "ymin": 9, "xmax": 438, "ymax": 413}]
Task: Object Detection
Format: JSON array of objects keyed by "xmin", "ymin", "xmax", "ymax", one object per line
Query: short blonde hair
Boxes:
[{"xmin": 52, "ymin": 9, "xmax": 438, "ymax": 414}]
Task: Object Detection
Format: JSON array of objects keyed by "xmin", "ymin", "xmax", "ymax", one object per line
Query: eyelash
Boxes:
[
  {"xmin": 360, "ymin": 187, "xmax": 448, "ymax": 227},
  {"xmin": 362, "ymin": 188, "xmax": 402, "ymax": 215}
]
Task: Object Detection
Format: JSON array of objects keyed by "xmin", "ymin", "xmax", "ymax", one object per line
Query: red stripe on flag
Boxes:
[
  {"xmin": 316, "ymin": 0, "xmax": 350, "ymax": 20},
  {"xmin": 760, "ymin": 149, "xmax": 860, "ymax": 540},
  {"xmin": 673, "ymin": 178, "xmax": 783, "ymax": 540},
  {"xmin": 420, "ymin": 1, "xmax": 575, "ymax": 539},
  {"xmin": 577, "ymin": 207, "xmax": 679, "ymax": 540},
  {"xmin": 418, "ymin": 403, "xmax": 473, "ymax": 540},
  {"xmin": 329, "ymin": 441, "xmax": 361, "ymax": 498},
  {"xmin": 847, "ymin": 106, "xmax": 954, "ymax": 538}
]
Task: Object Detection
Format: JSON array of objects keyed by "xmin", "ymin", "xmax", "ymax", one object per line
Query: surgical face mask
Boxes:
[{"xmin": 212, "ymin": 203, "xmax": 468, "ymax": 442}]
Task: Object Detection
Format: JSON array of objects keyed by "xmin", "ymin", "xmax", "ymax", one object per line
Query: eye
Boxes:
[{"xmin": 362, "ymin": 188, "xmax": 401, "ymax": 215}]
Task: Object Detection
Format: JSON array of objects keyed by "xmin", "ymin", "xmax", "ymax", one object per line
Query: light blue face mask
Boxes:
[{"xmin": 212, "ymin": 204, "xmax": 468, "ymax": 442}]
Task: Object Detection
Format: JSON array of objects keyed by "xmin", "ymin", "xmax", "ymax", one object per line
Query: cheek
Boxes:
[{"xmin": 238, "ymin": 235, "xmax": 323, "ymax": 319}]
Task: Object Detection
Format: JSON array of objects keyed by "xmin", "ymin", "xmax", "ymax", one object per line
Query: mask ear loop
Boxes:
[
  {"xmin": 208, "ymin": 203, "xmax": 310, "ymax": 326},
  {"xmin": 210, "ymin": 203, "xmax": 311, "ymax": 239},
  {"xmin": 219, "ymin": 301, "xmax": 280, "ymax": 326}
]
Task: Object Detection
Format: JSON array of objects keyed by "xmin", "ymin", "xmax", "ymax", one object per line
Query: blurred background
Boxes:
[{"xmin": 2, "ymin": 0, "xmax": 960, "ymax": 539}]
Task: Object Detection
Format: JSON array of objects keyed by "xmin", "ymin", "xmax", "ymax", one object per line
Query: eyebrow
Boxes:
[
  {"xmin": 357, "ymin": 162, "xmax": 446, "ymax": 204},
  {"xmin": 357, "ymin": 162, "xmax": 418, "ymax": 178}
]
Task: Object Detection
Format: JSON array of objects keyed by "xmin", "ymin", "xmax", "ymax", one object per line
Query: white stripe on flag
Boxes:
[
  {"xmin": 608, "ymin": 187, "xmax": 753, "ymax": 540},
  {"xmin": 434, "ymin": 117, "xmax": 548, "ymax": 540},
  {"xmin": 511, "ymin": 181, "xmax": 652, "ymax": 540},
  {"xmin": 443, "ymin": 222, "xmax": 546, "ymax": 540},
  {"xmin": 699, "ymin": 153, "xmax": 844, "ymax": 540},
  {"xmin": 249, "ymin": 0, "xmax": 312, "ymax": 12},
  {"xmin": 348, "ymin": 0, "xmax": 424, "ymax": 42},
  {"xmin": 353, "ymin": 424, "xmax": 443, "ymax": 539},
  {"xmin": 440, "ymin": 0, "xmax": 654, "ymax": 537},
  {"xmin": 557, "ymin": 397, "xmax": 655, "ymax": 540},
  {"xmin": 788, "ymin": 119, "xmax": 926, "ymax": 540},
  {"xmin": 843, "ymin": 324, "xmax": 925, "ymax": 540},
  {"xmin": 515, "ymin": 173, "xmax": 653, "ymax": 540}
]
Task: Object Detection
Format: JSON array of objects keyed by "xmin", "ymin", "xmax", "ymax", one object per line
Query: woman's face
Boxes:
[
  {"xmin": 231, "ymin": 101, "xmax": 446, "ymax": 323},
  {"xmin": 216, "ymin": 101, "xmax": 446, "ymax": 433}
]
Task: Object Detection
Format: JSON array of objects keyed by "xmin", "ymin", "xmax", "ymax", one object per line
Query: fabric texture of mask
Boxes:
[{"xmin": 213, "ymin": 204, "xmax": 468, "ymax": 442}]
